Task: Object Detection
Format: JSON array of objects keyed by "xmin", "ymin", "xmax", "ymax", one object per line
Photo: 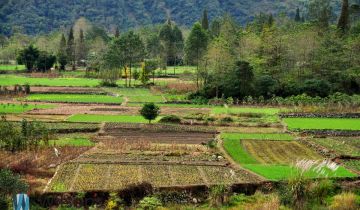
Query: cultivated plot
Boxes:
[{"xmin": 47, "ymin": 163, "xmax": 261, "ymax": 192}]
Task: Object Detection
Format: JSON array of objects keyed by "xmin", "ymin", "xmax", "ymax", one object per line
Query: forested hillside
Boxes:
[{"xmin": 0, "ymin": 0, "xmax": 309, "ymax": 35}]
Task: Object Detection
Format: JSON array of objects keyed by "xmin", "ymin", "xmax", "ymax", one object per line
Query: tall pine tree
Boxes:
[
  {"xmin": 57, "ymin": 34, "xmax": 67, "ymax": 71},
  {"xmin": 66, "ymin": 27, "xmax": 76, "ymax": 70},
  {"xmin": 295, "ymin": 8, "xmax": 301, "ymax": 22},
  {"xmin": 338, "ymin": 0, "xmax": 349, "ymax": 33},
  {"xmin": 76, "ymin": 29, "xmax": 87, "ymax": 66},
  {"xmin": 202, "ymin": 9, "xmax": 209, "ymax": 30}
]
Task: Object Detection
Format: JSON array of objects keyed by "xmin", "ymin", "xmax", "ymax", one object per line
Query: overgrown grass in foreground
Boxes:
[
  {"xmin": 221, "ymin": 133, "xmax": 294, "ymax": 141},
  {"xmin": 67, "ymin": 114, "xmax": 160, "ymax": 123},
  {"xmin": 26, "ymin": 94, "xmax": 123, "ymax": 104},
  {"xmin": 0, "ymin": 104, "xmax": 54, "ymax": 114},
  {"xmin": 284, "ymin": 118, "xmax": 360, "ymax": 130}
]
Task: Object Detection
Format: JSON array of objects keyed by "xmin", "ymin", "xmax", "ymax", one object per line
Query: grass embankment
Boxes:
[
  {"xmin": 26, "ymin": 94, "xmax": 123, "ymax": 104},
  {"xmin": 67, "ymin": 114, "xmax": 161, "ymax": 123},
  {"xmin": 284, "ymin": 118, "xmax": 360, "ymax": 131},
  {"xmin": 0, "ymin": 104, "xmax": 54, "ymax": 114}
]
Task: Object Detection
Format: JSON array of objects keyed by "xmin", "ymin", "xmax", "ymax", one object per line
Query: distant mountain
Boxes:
[{"xmin": 0, "ymin": 0, "xmax": 313, "ymax": 35}]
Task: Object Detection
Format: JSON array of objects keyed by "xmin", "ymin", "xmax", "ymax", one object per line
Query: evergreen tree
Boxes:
[
  {"xmin": 115, "ymin": 27, "xmax": 120, "ymax": 38},
  {"xmin": 295, "ymin": 8, "xmax": 301, "ymax": 22},
  {"xmin": 185, "ymin": 22, "xmax": 208, "ymax": 88},
  {"xmin": 308, "ymin": 0, "xmax": 332, "ymax": 29},
  {"xmin": 159, "ymin": 19, "xmax": 174, "ymax": 68},
  {"xmin": 76, "ymin": 29, "xmax": 87, "ymax": 66},
  {"xmin": 202, "ymin": 9, "xmax": 209, "ymax": 30},
  {"xmin": 57, "ymin": 34, "xmax": 67, "ymax": 70},
  {"xmin": 172, "ymin": 25, "xmax": 184, "ymax": 68},
  {"xmin": 16, "ymin": 45, "xmax": 40, "ymax": 72},
  {"xmin": 338, "ymin": 0, "xmax": 349, "ymax": 33},
  {"xmin": 268, "ymin": 13, "xmax": 274, "ymax": 26},
  {"xmin": 66, "ymin": 27, "xmax": 76, "ymax": 70}
]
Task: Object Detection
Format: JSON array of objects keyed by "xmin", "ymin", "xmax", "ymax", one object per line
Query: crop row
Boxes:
[
  {"xmin": 47, "ymin": 163, "xmax": 252, "ymax": 192},
  {"xmin": 103, "ymin": 122, "xmax": 216, "ymax": 133}
]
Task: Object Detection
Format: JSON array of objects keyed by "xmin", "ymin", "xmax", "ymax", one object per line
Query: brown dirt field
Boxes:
[
  {"xmin": 98, "ymin": 132, "xmax": 215, "ymax": 145},
  {"xmin": 0, "ymin": 147, "xmax": 91, "ymax": 193}
]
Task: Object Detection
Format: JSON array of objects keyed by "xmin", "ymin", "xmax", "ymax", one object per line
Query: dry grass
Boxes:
[{"xmin": 330, "ymin": 192, "xmax": 359, "ymax": 210}]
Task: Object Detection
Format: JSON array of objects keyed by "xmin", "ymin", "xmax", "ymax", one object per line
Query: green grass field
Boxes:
[
  {"xmin": 0, "ymin": 75, "xmax": 101, "ymax": 87},
  {"xmin": 221, "ymin": 133, "xmax": 294, "ymax": 141},
  {"xmin": 284, "ymin": 118, "xmax": 360, "ymax": 130},
  {"xmin": 48, "ymin": 135, "xmax": 95, "ymax": 147},
  {"xmin": 26, "ymin": 94, "xmax": 123, "ymax": 104},
  {"xmin": 243, "ymin": 164, "xmax": 356, "ymax": 181},
  {"xmin": 222, "ymin": 133, "xmax": 356, "ymax": 180},
  {"xmin": 212, "ymin": 107, "xmax": 281, "ymax": 115},
  {"xmin": 67, "ymin": 114, "xmax": 160, "ymax": 123},
  {"xmin": 0, "ymin": 104, "xmax": 54, "ymax": 114},
  {"xmin": 0, "ymin": 65, "xmax": 26, "ymax": 71},
  {"xmin": 222, "ymin": 135, "xmax": 258, "ymax": 164}
]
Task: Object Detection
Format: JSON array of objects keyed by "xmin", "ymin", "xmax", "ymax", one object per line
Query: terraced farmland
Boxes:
[
  {"xmin": 242, "ymin": 140, "xmax": 322, "ymax": 164},
  {"xmin": 47, "ymin": 163, "xmax": 261, "ymax": 192},
  {"xmin": 26, "ymin": 94, "xmax": 123, "ymax": 104},
  {"xmin": 309, "ymin": 137, "xmax": 360, "ymax": 157}
]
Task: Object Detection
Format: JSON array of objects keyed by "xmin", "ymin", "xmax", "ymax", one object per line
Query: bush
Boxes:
[
  {"xmin": 209, "ymin": 185, "xmax": 230, "ymax": 207},
  {"xmin": 158, "ymin": 115, "xmax": 181, "ymax": 124},
  {"xmin": 138, "ymin": 196, "xmax": 162, "ymax": 210},
  {"xmin": 139, "ymin": 103, "xmax": 160, "ymax": 124},
  {"xmin": 220, "ymin": 117, "xmax": 233, "ymax": 124},
  {"xmin": 310, "ymin": 179, "xmax": 336, "ymax": 204},
  {"xmin": 330, "ymin": 192, "xmax": 359, "ymax": 210}
]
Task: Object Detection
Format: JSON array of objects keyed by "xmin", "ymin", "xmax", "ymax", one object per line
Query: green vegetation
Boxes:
[
  {"xmin": 0, "ymin": 103, "xmax": 54, "ymax": 114},
  {"xmin": 221, "ymin": 133, "xmax": 294, "ymax": 141},
  {"xmin": 243, "ymin": 164, "xmax": 356, "ymax": 181},
  {"xmin": 310, "ymin": 137, "xmax": 360, "ymax": 157},
  {"xmin": 0, "ymin": 65, "xmax": 26, "ymax": 71},
  {"xmin": 67, "ymin": 114, "xmax": 160, "ymax": 123},
  {"xmin": 284, "ymin": 118, "xmax": 360, "ymax": 130},
  {"xmin": 212, "ymin": 107, "xmax": 281, "ymax": 115},
  {"xmin": 222, "ymin": 135, "xmax": 258, "ymax": 164},
  {"xmin": 48, "ymin": 135, "xmax": 94, "ymax": 147},
  {"xmin": 0, "ymin": 75, "xmax": 101, "ymax": 87},
  {"xmin": 222, "ymin": 133, "xmax": 356, "ymax": 180},
  {"xmin": 26, "ymin": 94, "xmax": 123, "ymax": 104}
]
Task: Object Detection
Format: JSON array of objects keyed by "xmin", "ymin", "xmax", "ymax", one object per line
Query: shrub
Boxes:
[
  {"xmin": 139, "ymin": 103, "xmax": 160, "ymax": 124},
  {"xmin": 138, "ymin": 196, "xmax": 162, "ymax": 210},
  {"xmin": 158, "ymin": 115, "xmax": 181, "ymax": 124},
  {"xmin": 209, "ymin": 185, "xmax": 230, "ymax": 207},
  {"xmin": 329, "ymin": 192, "xmax": 358, "ymax": 210},
  {"xmin": 310, "ymin": 179, "xmax": 336, "ymax": 204},
  {"xmin": 220, "ymin": 117, "xmax": 233, "ymax": 124}
]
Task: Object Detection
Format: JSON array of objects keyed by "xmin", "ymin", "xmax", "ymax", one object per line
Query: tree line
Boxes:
[{"xmin": 0, "ymin": 0, "xmax": 359, "ymax": 99}]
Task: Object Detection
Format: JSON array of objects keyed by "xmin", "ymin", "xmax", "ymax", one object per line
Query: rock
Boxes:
[
  {"xmin": 192, "ymin": 198, "xmax": 198, "ymax": 204},
  {"xmin": 48, "ymin": 163, "xmax": 57, "ymax": 168}
]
